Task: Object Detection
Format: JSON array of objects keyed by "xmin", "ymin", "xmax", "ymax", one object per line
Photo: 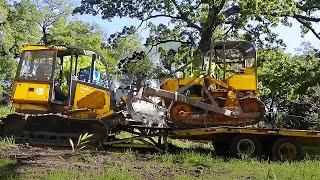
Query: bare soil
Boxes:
[{"xmin": 0, "ymin": 144, "xmax": 201, "ymax": 179}]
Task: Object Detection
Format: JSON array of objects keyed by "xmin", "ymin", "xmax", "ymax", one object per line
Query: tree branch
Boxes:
[
  {"xmin": 151, "ymin": 39, "xmax": 192, "ymax": 47},
  {"xmin": 296, "ymin": 3, "xmax": 320, "ymax": 12},
  {"xmin": 293, "ymin": 14, "xmax": 320, "ymax": 22},
  {"xmin": 170, "ymin": 0, "xmax": 202, "ymax": 31},
  {"xmin": 295, "ymin": 17, "xmax": 320, "ymax": 40},
  {"xmin": 147, "ymin": 39, "xmax": 192, "ymax": 54}
]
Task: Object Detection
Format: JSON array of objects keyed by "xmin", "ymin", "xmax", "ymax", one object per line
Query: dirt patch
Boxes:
[{"xmin": 0, "ymin": 144, "xmax": 199, "ymax": 179}]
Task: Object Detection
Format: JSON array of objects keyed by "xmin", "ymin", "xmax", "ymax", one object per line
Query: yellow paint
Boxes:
[
  {"xmin": 173, "ymin": 127, "xmax": 320, "ymax": 138},
  {"xmin": 226, "ymin": 74, "xmax": 257, "ymax": 91},
  {"xmin": 162, "ymin": 77, "xmax": 202, "ymax": 92},
  {"xmin": 13, "ymin": 103, "xmax": 48, "ymax": 112},
  {"xmin": 21, "ymin": 45, "xmax": 66, "ymax": 51},
  {"xmin": 12, "ymin": 82, "xmax": 50, "ymax": 104},
  {"xmin": 244, "ymin": 67, "xmax": 255, "ymax": 74},
  {"xmin": 73, "ymin": 83, "xmax": 113, "ymax": 118},
  {"xmin": 226, "ymin": 67, "xmax": 257, "ymax": 91}
]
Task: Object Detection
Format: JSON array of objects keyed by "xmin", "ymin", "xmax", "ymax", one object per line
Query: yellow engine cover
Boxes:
[
  {"xmin": 227, "ymin": 74, "xmax": 257, "ymax": 91},
  {"xmin": 12, "ymin": 82, "xmax": 50, "ymax": 104},
  {"xmin": 73, "ymin": 83, "xmax": 113, "ymax": 118},
  {"xmin": 12, "ymin": 82, "xmax": 51, "ymax": 112}
]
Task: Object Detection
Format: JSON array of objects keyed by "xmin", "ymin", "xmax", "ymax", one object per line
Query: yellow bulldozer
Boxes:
[
  {"xmin": 0, "ymin": 40, "xmax": 265, "ymax": 145},
  {"xmin": 2, "ymin": 45, "xmax": 123, "ymax": 144},
  {"xmin": 127, "ymin": 41, "xmax": 264, "ymax": 128}
]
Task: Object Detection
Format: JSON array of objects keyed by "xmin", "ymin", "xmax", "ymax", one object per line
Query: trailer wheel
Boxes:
[
  {"xmin": 272, "ymin": 138, "xmax": 302, "ymax": 161},
  {"xmin": 231, "ymin": 135, "xmax": 261, "ymax": 158}
]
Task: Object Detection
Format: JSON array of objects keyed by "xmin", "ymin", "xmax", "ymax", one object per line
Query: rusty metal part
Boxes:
[
  {"xmin": 143, "ymin": 87, "xmax": 261, "ymax": 119},
  {"xmin": 124, "ymin": 85, "xmax": 263, "ymax": 128},
  {"xmin": 169, "ymin": 103, "xmax": 192, "ymax": 123},
  {"xmin": 168, "ymin": 97, "xmax": 264, "ymax": 128},
  {"xmin": 240, "ymin": 97, "xmax": 265, "ymax": 121}
]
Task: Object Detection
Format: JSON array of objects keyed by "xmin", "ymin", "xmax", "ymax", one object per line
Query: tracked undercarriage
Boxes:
[{"xmin": 0, "ymin": 113, "xmax": 125, "ymax": 146}]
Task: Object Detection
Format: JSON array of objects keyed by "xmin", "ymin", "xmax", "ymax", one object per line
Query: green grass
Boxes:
[
  {"xmin": 0, "ymin": 106, "xmax": 13, "ymax": 118},
  {"xmin": 0, "ymin": 158, "xmax": 17, "ymax": 180},
  {"xmin": 39, "ymin": 158, "xmax": 142, "ymax": 180},
  {"xmin": 2, "ymin": 149, "xmax": 320, "ymax": 180},
  {"xmin": 44, "ymin": 169, "xmax": 140, "ymax": 180},
  {"xmin": 0, "ymin": 120, "xmax": 319, "ymax": 179},
  {"xmin": 0, "ymin": 136, "xmax": 17, "ymax": 149},
  {"xmin": 153, "ymin": 151, "xmax": 320, "ymax": 179}
]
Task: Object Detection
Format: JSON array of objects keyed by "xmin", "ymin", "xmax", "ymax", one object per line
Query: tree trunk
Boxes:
[
  {"xmin": 198, "ymin": 30, "xmax": 213, "ymax": 55},
  {"xmin": 42, "ymin": 26, "xmax": 49, "ymax": 45}
]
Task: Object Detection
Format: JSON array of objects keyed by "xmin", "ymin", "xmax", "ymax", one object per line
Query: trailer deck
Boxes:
[{"xmin": 104, "ymin": 124, "xmax": 320, "ymax": 161}]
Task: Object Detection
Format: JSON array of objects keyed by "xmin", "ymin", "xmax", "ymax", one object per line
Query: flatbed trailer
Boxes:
[{"xmin": 105, "ymin": 125, "xmax": 320, "ymax": 161}]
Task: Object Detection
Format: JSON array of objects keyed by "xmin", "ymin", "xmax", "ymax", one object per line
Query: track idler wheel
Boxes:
[{"xmin": 169, "ymin": 103, "xmax": 192, "ymax": 123}]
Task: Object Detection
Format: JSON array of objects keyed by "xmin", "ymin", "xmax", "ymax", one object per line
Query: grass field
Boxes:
[
  {"xmin": 0, "ymin": 106, "xmax": 13, "ymax": 118},
  {"xmin": 1, "ymin": 106, "xmax": 320, "ymax": 179},
  {"xmin": 0, "ymin": 140, "xmax": 319, "ymax": 180}
]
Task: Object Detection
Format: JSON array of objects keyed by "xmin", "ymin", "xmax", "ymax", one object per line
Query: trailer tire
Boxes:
[
  {"xmin": 272, "ymin": 138, "xmax": 302, "ymax": 161},
  {"xmin": 231, "ymin": 135, "xmax": 261, "ymax": 158}
]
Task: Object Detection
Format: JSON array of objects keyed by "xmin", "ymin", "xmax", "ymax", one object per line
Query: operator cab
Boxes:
[
  {"xmin": 161, "ymin": 40, "xmax": 258, "ymax": 98},
  {"xmin": 206, "ymin": 41, "xmax": 257, "ymax": 93},
  {"xmin": 12, "ymin": 45, "xmax": 114, "ymax": 118}
]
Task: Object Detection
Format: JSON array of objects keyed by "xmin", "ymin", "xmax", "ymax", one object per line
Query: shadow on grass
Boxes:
[{"xmin": 103, "ymin": 141, "xmax": 215, "ymax": 156}]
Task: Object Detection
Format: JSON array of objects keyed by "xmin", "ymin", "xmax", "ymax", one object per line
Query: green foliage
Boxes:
[
  {"xmin": 31, "ymin": 0, "xmax": 73, "ymax": 44},
  {"xmin": 0, "ymin": 55, "xmax": 17, "ymax": 93},
  {"xmin": 259, "ymin": 48, "xmax": 320, "ymax": 103},
  {"xmin": 0, "ymin": 158, "xmax": 16, "ymax": 180},
  {"xmin": 75, "ymin": 0, "xmax": 320, "ymax": 54},
  {"xmin": 109, "ymin": 33, "xmax": 156, "ymax": 77},
  {"xmin": 0, "ymin": 1, "xmax": 41, "ymax": 94},
  {"xmin": 69, "ymin": 133, "xmax": 93, "ymax": 151},
  {"xmin": 155, "ymin": 46, "xmax": 204, "ymax": 79},
  {"xmin": 50, "ymin": 20, "xmax": 104, "ymax": 49},
  {"xmin": 0, "ymin": 106, "xmax": 13, "ymax": 118},
  {"xmin": 258, "ymin": 47, "xmax": 320, "ymax": 128},
  {"xmin": 0, "ymin": 0, "xmax": 41, "ymax": 55}
]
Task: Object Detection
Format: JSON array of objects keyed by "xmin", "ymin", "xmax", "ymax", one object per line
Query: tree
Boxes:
[
  {"xmin": 74, "ymin": 0, "xmax": 319, "ymax": 55},
  {"xmin": 154, "ymin": 45, "xmax": 202, "ymax": 79},
  {"xmin": 50, "ymin": 19, "xmax": 104, "ymax": 49},
  {"xmin": 32, "ymin": 0, "xmax": 73, "ymax": 45},
  {"xmin": 108, "ymin": 33, "xmax": 156, "ymax": 77},
  {"xmin": 294, "ymin": 1, "xmax": 320, "ymax": 40},
  {"xmin": 0, "ymin": 0, "xmax": 41, "ymax": 57},
  {"xmin": 258, "ymin": 47, "xmax": 320, "ymax": 128},
  {"xmin": 0, "ymin": 0, "xmax": 41, "ymax": 93}
]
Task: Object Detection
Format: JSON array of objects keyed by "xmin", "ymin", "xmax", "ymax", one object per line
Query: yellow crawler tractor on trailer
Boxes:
[
  {"xmin": 127, "ymin": 41, "xmax": 265, "ymax": 128},
  {"xmin": 2, "ymin": 45, "xmax": 123, "ymax": 144}
]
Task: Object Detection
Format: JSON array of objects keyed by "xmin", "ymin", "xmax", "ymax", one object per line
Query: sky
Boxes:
[{"xmin": 71, "ymin": 1, "xmax": 320, "ymax": 54}]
